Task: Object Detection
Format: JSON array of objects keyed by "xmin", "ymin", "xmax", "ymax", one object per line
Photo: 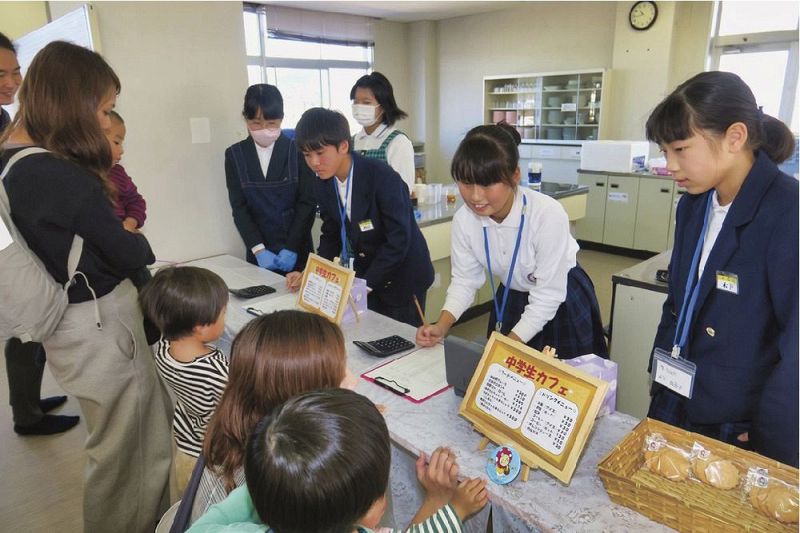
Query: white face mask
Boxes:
[
  {"xmin": 352, "ymin": 104, "xmax": 381, "ymax": 128},
  {"xmin": 249, "ymin": 127, "xmax": 281, "ymax": 148}
]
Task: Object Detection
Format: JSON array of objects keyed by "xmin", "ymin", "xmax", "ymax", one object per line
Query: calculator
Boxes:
[
  {"xmin": 353, "ymin": 335, "xmax": 415, "ymax": 358},
  {"xmin": 228, "ymin": 285, "xmax": 276, "ymax": 299}
]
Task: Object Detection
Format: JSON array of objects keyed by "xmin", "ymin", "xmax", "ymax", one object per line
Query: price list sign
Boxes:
[
  {"xmin": 460, "ymin": 332, "xmax": 608, "ymax": 484},
  {"xmin": 297, "ymin": 254, "xmax": 355, "ymax": 325}
]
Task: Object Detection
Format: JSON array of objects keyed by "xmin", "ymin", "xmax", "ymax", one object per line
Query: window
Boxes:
[
  {"xmin": 243, "ymin": 4, "xmax": 373, "ymax": 132},
  {"xmin": 709, "ymin": 1, "xmax": 799, "ymax": 133}
]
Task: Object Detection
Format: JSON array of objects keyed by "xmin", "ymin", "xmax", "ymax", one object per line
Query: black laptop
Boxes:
[{"xmin": 444, "ymin": 335, "xmax": 487, "ymax": 397}]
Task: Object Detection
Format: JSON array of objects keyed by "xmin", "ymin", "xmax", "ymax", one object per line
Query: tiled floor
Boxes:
[{"xmin": 0, "ymin": 249, "xmax": 640, "ymax": 532}]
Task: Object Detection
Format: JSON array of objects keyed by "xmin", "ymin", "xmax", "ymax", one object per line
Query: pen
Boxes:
[
  {"xmin": 374, "ymin": 376, "xmax": 410, "ymax": 396},
  {"xmin": 413, "ymin": 295, "xmax": 428, "ymax": 327}
]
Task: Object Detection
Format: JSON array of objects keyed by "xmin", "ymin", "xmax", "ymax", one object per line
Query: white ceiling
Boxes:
[{"xmin": 260, "ymin": 1, "xmax": 524, "ymax": 22}]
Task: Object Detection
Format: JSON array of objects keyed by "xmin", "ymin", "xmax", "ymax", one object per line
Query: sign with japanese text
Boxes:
[
  {"xmin": 460, "ymin": 332, "xmax": 608, "ymax": 484},
  {"xmin": 297, "ymin": 253, "xmax": 355, "ymax": 325}
]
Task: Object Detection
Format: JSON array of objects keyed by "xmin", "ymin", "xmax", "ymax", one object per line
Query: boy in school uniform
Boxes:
[{"xmin": 288, "ymin": 108, "xmax": 434, "ymax": 327}]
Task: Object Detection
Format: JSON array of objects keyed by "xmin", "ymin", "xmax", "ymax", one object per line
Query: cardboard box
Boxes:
[{"xmin": 580, "ymin": 140, "xmax": 650, "ymax": 173}]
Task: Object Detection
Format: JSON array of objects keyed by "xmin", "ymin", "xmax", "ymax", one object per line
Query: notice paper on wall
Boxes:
[{"xmin": 362, "ymin": 344, "xmax": 449, "ymax": 403}]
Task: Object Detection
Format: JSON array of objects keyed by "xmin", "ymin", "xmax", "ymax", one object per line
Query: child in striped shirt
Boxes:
[{"xmin": 139, "ymin": 266, "xmax": 230, "ymax": 493}]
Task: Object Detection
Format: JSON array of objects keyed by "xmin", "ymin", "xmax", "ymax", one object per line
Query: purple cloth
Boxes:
[{"xmin": 109, "ymin": 164, "xmax": 147, "ymax": 227}]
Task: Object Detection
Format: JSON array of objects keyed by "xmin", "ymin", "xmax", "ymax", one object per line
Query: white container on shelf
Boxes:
[{"xmin": 580, "ymin": 141, "xmax": 649, "ymax": 173}]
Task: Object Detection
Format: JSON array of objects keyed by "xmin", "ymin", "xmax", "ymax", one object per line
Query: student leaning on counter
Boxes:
[
  {"xmin": 288, "ymin": 107, "xmax": 434, "ymax": 327},
  {"xmin": 350, "ymin": 72, "xmax": 416, "ymax": 196},
  {"xmin": 645, "ymin": 71, "xmax": 797, "ymax": 467},
  {"xmin": 416, "ymin": 123, "xmax": 608, "ymax": 359}
]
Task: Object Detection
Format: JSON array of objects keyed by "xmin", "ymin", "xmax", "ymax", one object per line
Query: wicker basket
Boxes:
[{"xmin": 598, "ymin": 418, "xmax": 798, "ymax": 532}]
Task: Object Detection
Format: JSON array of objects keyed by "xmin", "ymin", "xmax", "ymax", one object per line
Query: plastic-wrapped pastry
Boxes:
[
  {"xmin": 746, "ymin": 468, "xmax": 799, "ymax": 524},
  {"xmin": 691, "ymin": 443, "xmax": 740, "ymax": 490},
  {"xmin": 642, "ymin": 434, "xmax": 691, "ymax": 481}
]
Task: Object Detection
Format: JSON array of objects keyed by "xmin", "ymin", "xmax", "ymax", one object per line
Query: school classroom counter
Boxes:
[{"xmin": 183, "ymin": 254, "xmax": 672, "ymax": 532}]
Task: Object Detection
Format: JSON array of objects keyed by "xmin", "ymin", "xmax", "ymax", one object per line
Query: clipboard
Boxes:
[{"xmin": 361, "ymin": 344, "xmax": 450, "ymax": 403}]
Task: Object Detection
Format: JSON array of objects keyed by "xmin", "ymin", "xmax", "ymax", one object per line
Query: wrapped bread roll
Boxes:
[
  {"xmin": 750, "ymin": 483, "xmax": 799, "ymax": 524},
  {"xmin": 692, "ymin": 452, "xmax": 740, "ymax": 490},
  {"xmin": 644, "ymin": 448, "xmax": 691, "ymax": 481}
]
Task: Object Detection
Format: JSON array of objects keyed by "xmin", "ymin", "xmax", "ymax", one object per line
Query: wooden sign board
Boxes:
[
  {"xmin": 459, "ymin": 332, "xmax": 609, "ymax": 484},
  {"xmin": 297, "ymin": 253, "xmax": 355, "ymax": 325}
]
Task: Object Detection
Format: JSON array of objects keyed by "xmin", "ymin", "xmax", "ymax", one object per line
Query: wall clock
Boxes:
[{"xmin": 629, "ymin": 1, "xmax": 658, "ymax": 31}]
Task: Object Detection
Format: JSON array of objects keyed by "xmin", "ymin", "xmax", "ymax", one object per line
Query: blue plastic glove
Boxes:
[
  {"xmin": 255, "ymin": 249, "xmax": 279, "ymax": 270},
  {"xmin": 275, "ymin": 249, "xmax": 298, "ymax": 272}
]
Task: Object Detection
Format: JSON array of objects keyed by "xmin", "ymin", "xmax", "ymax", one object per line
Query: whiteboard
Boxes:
[{"xmin": 6, "ymin": 5, "xmax": 95, "ymax": 117}]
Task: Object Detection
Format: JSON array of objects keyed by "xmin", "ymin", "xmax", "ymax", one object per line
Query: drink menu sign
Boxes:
[
  {"xmin": 297, "ymin": 253, "xmax": 355, "ymax": 325},
  {"xmin": 460, "ymin": 332, "xmax": 608, "ymax": 484}
]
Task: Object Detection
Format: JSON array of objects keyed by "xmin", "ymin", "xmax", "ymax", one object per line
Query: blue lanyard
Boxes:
[
  {"xmin": 483, "ymin": 194, "xmax": 527, "ymax": 332},
  {"xmin": 672, "ymin": 193, "xmax": 714, "ymax": 358},
  {"xmin": 334, "ymin": 162, "xmax": 354, "ymax": 267}
]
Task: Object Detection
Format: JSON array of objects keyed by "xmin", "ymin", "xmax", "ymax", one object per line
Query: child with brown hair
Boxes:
[
  {"xmin": 191, "ymin": 309, "xmax": 356, "ymax": 522},
  {"xmin": 190, "ymin": 389, "xmax": 488, "ymax": 532}
]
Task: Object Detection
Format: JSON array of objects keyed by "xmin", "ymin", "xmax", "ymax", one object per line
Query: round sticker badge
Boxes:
[{"xmin": 486, "ymin": 444, "xmax": 521, "ymax": 485}]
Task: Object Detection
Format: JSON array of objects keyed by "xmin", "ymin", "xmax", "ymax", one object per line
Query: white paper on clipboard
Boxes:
[
  {"xmin": 242, "ymin": 292, "xmax": 300, "ymax": 316},
  {"xmin": 362, "ymin": 344, "xmax": 448, "ymax": 402}
]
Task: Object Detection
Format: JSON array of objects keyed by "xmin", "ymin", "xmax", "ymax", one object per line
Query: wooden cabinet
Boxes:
[
  {"xmin": 575, "ymin": 173, "xmax": 608, "ymax": 243},
  {"xmin": 483, "ymin": 69, "xmax": 609, "ymax": 144},
  {"xmin": 634, "ymin": 179, "xmax": 675, "ymax": 252},
  {"xmin": 602, "ymin": 175, "xmax": 640, "ymax": 248}
]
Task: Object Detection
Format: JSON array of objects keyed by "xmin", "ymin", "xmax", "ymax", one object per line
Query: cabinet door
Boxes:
[
  {"xmin": 633, "ymin": 179, "xmax": 674, "ymax": 252},
  {"xmin": 602, "ymin": 175, "xmax": 639, "ymax": 248},
  {"xmin": 575, "ymin": 173, "xmax": 607, "ymax": 243},
  {"xmin": 667, "ymin": 187, "xmax": 686, "ymax": 250}
]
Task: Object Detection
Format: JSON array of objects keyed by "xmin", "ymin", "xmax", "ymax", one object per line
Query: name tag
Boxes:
[
  {"xmin": 716, "ymin": 271, "xmax": 738, "ymax": 294},
  {"xmin": 358, "ymin": 219, "xmax": 374, "ymax": 232},
  {"xmin": 652, "ymin": 348, "xmax": 696, "ymax": 399}
]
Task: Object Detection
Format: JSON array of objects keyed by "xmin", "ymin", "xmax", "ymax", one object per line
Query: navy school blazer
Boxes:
[
  {"xmin": 651, "ymin": 150, "xmax": 798, "ymax": 466},
  {"xmin": 314, "ymin": 152, "xmax": 434, "ymax": 304}
]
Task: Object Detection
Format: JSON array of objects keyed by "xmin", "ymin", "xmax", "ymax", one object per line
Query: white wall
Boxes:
[
  {"xmin": 408, "ymin": 21, "xmax": 439, "ymax": 157},
  {"xmin": 373, "ymin": 20, "xmax": 414, "ymax": 139},
  {"xmin": 668, "ymin": 2, "xmax": 714, "ymax": 89},
  {"xmin": 51, "ymin": 1, "xmax": 249, "ymax": 263},
  {"xmin": 606, "ymin": 1, "xmax": 677, "ymax": 141},
  {"xmin": 434, "ymin": 2, "xmax": 618, "ymax": 181}
]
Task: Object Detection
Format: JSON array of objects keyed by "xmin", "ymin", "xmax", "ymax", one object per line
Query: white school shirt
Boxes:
[
  {"xmin": 250, "ymin": 141, "xmax": 276, "ymax": 256},
  {"xmin": 443, "ymin": 187, "xmax": 579, "ymax": 342},
  {"xmin": 697, "ymin": 190, "xmax": 731, "ymax": 279},
  {"xmin": 335, "ymin": 174, "xmax": 352, "ymax": 220},
  {"xmin": 353, "ymin": 124, "xmax": 415, "ymax": 196}
]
